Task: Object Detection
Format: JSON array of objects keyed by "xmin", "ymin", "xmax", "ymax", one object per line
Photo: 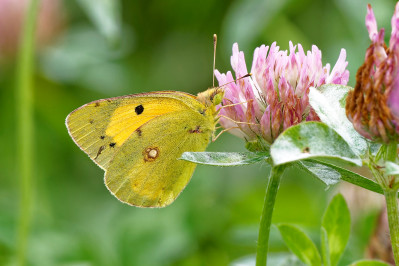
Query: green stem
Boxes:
[
  {"xmin": 386, "ymin": 141, "xmax": 397, "ymax": 163},
  {"xmin": 385, "ymin": 189, "xmax": 399, "ymax": 264},
  {"xmin": 16, "ymin": 0, "xmax": 40, "ymax": 265},
  {"xmin": 382, "ymin": 141, "xmax": 399, "ymax": 264},
  {"xmin": 256, "ymin": 164, "xmax": 286, "ymax": 266}
]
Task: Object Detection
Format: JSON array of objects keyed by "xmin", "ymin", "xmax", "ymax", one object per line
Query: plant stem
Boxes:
[
  {"xmin": 385, "ymin": 189, "xmax": 399, "ymax": 264},
  {"xmin": 16, "ymin": 0, "xmax": 40, "ymax": 265},
  {"xmin": 382, "ymin": 141, "xmax": 399, "ymax": 264},
  {"xmin": 386, "ymin": 141, "xmax": 397, "ymax": 163},
  {"xmin": 256, "ymin": 164, "xmax": 286, "ymax": 266}
]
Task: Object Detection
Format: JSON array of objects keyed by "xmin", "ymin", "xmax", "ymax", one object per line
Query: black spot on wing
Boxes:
[
  {"xmin": 188, "ymin": 126, "xmax": 202, "ymax": 133},
  {"xmin": 135, "ymin": 104, "xmax": 144, "ymax": 115},
  {"xmin": 136, "ymin": 127, "xmax": 142, "ymax": 137},
  {"xmin": 100, "ymin": 135, "xmax": 105, "ymax": 139},
  {"xmin": 94, "ymin": 145, "xmax": 105, "ymax": 160},
  {"xmin": 109, "ymin": 142, "xmax": 116, "ymax": 148}
]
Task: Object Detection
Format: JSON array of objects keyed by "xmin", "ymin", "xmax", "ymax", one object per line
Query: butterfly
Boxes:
[{"xmin": 66, "ymin": 88, "xmax": 225, "ymax": 208}]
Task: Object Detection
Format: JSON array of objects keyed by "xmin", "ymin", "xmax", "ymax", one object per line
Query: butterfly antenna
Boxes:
[
  {"xmin": 211, "ymin": 34, "xmax": 251, "ymax": 89},
  {"xmin": 218, "ymin": 73, "xmax": 252, "ymax": 89},
  {"xmin": 213, "ymin": 34, "xmax": 217, "ymax": 88}
]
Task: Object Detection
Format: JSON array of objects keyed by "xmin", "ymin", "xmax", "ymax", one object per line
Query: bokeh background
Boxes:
[{"xmin": 0, "ymin": 0, "xmax": 397, "ymax": 265}]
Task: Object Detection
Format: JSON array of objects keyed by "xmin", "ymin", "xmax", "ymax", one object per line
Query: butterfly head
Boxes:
[{"xmin": 196, "ymin": 87, "xmax": 224, "ymax": 108}]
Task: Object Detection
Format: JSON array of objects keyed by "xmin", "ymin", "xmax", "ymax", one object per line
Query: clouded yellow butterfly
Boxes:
[{"xmin": 66, "ymin": 88, "xmax": 224, "ymax": 208}]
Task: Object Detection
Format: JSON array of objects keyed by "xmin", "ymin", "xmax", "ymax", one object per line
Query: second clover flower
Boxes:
[
  {"xmin": 346, "ymin": 3, "xmax": 399, "ymax": 143},
  {"xmin": 215, "ymin": 41, "xmax": 349, "ymax": 144}
]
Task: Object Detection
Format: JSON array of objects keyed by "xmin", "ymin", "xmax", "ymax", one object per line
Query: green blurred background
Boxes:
[{"xmin": 0, "ymin": 0, "xmax": 396, "ymax": 265}]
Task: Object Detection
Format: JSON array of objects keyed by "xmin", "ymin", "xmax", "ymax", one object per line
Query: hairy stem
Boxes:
[{"xmin": 256, "ymin": 164, "xmax": 286, "ymax": 266}]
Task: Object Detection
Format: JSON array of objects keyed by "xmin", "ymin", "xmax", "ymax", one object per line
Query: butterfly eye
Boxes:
[{"xmin": 212, "ymin": 93, "xmax": 223, "ymax": 106}]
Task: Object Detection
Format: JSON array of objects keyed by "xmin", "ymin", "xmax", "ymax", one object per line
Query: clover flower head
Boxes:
[
  {"xmin": 346, "ymin": 3, "xmax": 399, "ymax": 143},
  {"xmin": 215, "ymin": 41, "xmax": 349, "ymax": 144}
]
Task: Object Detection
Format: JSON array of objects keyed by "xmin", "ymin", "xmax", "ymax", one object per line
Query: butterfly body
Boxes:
[{"xmin": 66, "ymin": 88, "xmax": 223, "ymax": 207}]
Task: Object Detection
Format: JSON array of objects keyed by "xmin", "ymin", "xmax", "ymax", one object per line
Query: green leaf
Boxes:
[
  {"xmin": 277, "ymin": 224, "xmax": 322, "ymax": 266},
  {"xmin": 77, "ymin": 0, "xmax": 122, "ymax": 45},
  {"xmin": 180, "ymin": 152, "xmax": 269, "ymax": 166},
  {"xmin": 348, "ymin": 260, "xmax": 390, "ymax": 266},
  {"xmin": 296, "ymin": 161, "xmax": 341, "ymax": 186},
  {"xmin": 271, "ymin": 122, "xmax": 362, "ymax": 166},
  {"xmin": 309, "ymin": 85, "xmax": 367, "ymax": 156},
  {"xmin": 308, "ymin": 159, "xmax": 387, "ymax": 196},
  {"xmin": 321, "ymin": 194, "xmax": 350, "ymax": 266},
  {"xmin": 320, "ymin": 227, "xmax": 330, "ymax": 266},
  {"xmin": 385, "ymin": 161, "xmax": 399, "ymax": 175}
]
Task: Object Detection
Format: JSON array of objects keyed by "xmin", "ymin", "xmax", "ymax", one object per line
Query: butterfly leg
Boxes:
[
  {"xmin": 218, "ymin": 115, "xmax": 259, "ymax": 126},
  {"xmin": 212, "ymin": 126, "xmax": 240, "ymax": 142}
]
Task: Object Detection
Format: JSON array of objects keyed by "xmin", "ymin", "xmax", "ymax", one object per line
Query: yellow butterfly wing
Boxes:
[
  {"xmin": 66, "ymin": 92, "xmax": 216, "ymax": 207},
  {"xmin": 105, "ymin": 109, "xmax": 215, "ymax": 207},
  {"xmin": 66, "ymin": 92, "xmax": 203, "ymax": 170}
]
